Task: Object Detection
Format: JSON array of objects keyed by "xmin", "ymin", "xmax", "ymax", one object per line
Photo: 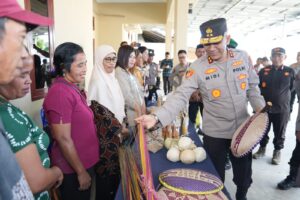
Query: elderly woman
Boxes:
[
  {"xmin": 115, "ymin": 45, "xmax": 145, "ymax": 138},
  {"xmin": 0, "ymin": 47, "xmax": 63, "ymax": 200},
  {"xmin": 43, "ymin": 42, "xmax": 99, "ymax": 200},
  {"xmin": 88, "ymin": 45, "xmax": 127, "ymax": 200}
]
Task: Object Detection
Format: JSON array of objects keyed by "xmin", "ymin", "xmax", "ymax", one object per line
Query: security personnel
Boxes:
[
  {"xmin": 146, "ymin": 49, "xmax": 159, "ymax": 102},
  {"xmin": 278, "ymin": 68, "xmax": 300, "ymax": 190},
  {"xmin": 253, "ymin": 48, "xmax": 294, "ymax": 165},
  {"xmin": 136, "ymin": 18, "xmax": 265, "ymax": 200}
]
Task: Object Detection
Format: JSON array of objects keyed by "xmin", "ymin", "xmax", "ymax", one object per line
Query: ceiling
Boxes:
[
  {"xmin": 189, "ymin": 0, "xmax": 300, "ymax": 37},
  {"xmin": 95, "ymin": 0, "xmax": 300, "ymax": 41}
]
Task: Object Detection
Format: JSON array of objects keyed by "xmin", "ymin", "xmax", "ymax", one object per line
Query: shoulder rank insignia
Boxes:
[
  {"xmin": 185, "ymin": 69, "xmax": 195, "ymax": 78},
  {"xmin": 207, "ymin": 56, "xmax": 213, "ymax": 64},
  {"xmin": 228, "ymin": 50, "xmax": 234, "ymax": 58}
]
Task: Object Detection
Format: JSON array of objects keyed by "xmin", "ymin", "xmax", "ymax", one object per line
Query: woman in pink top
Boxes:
[{"xmin": 43, "ymin": 42, "xmax": 99, "ymax": 200}]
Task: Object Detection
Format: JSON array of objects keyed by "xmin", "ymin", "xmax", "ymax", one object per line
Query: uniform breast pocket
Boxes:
[{"xmin": 205, "ymin": 82, "xmax": 230, "ymax": 101}]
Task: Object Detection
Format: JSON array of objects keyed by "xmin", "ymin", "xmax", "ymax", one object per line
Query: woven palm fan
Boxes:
[
  {"xmin": 231, "ymin": 102, "xmax": 272, "ymax": 157},
  {"xmin": 157, "ymin": 187, "xmax": 228, "ymax": 200},
  {"xmin": 159, "ymin": 168, "xmax": 223, "ymax": 195}
]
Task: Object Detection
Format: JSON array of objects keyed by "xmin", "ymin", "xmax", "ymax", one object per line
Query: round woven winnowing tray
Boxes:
[
  {"xmin": 231, "ymin": 112, "xmax": 269, "ymax": 157},
  {"xmin": 157, "ymin": 187, "xmax": 228, "ymax": 200},
  {"xmin": 158, "ymin": 168, "xmax": 223, "ymax": 195}
]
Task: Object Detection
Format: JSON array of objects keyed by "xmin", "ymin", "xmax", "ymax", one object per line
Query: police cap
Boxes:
[{"xmin": 200, "ymin": 18, "xmax": 227, "ymax": 45}]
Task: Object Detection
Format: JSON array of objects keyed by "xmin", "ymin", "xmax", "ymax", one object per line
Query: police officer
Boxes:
[
  {"xmin": 253, "ymin": 48, "xmax": 294, "ymax": 165},
  {"xmin": 136, "ymin": 18, "xmax": 265, "ymax": 200},
  {"xmin": 277, "ymin": 68, "xmax": 300, "ymax": 190},
  {"xmin": 146, "ymin": 49, "xmax": 159, "ymax": 102}
]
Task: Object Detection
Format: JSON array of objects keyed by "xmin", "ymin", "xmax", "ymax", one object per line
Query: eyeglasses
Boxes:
[{"xmin": 104, "ymin": 57, "xmax": 117, "ymax": 63}]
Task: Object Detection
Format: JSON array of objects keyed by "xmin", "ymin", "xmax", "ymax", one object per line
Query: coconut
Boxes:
[
  {"xmin": 180, "ymin": 149, "xmax": 196, "ymax": 164},
  {"xmin": 166, "ymin": 147, "xmax": 180, "ymax": 162},
  {"xmin": 178, "ymin": 137, "xmax": 192, "ymax": 151},
  {"xmin": 193, "ymin": 147, "xmax": 207, "ymax": 162}
]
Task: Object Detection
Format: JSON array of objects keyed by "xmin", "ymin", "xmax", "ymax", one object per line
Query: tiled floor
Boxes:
[{"xmin": 225, "ymin": 103, "xmax": 300, "ymax": 200}]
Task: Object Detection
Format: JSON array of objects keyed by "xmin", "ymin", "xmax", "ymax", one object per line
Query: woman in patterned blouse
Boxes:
[{"xmin": 0, "ymin": 47, "xmax": 63, "ymax": 200}]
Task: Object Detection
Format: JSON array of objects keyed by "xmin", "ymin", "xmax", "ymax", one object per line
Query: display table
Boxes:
[{"xmin": 115, "ymin": 127, "xmax": 232, "ymax": 199}]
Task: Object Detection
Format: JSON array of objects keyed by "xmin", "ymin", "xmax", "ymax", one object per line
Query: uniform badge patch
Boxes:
[
  {"xmin": 238, "ymin": 74, "xmax": 247, "ymax": 80},
  {"xmin": 205, "ymin": 68, "xmax": 217, "ymax": 74},
  {"xmin": 185, "ymin": 69, "xmax": 195, "ymax": 78},
  {"xmin": 240, "ymin": 82, "xmax": 247, "ymax": 90},
  {"xmin": 262, "ymin": 82, "xmax": 266, "ymax": 88},
  {"xmin": 232, "ymin": 60, "xmax": 243, "ymax": 67},
  {"xmin": 212, "ymin": 89, "xmax": 221, "ymax": 98},
  {"xmin": 284, "ymin": 72, "xmax": 289, "ymax": 76}
]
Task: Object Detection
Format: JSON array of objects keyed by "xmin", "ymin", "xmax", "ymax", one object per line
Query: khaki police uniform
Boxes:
[
  {"xmin": 155, "ymin": 49, "xmax": 265, "ymax": 139},
  {"xmin": 154, "ymin": 48, "xmax": 265, "ymax": 196}
]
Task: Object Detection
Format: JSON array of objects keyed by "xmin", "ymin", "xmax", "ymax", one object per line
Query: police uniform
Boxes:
[
  {"xmin": 257, "ymin": 48, "xmax": 294, "ymax": 153},
  {"xmin": 146, "ymin": 49, "xmax": 159, "ymax": 101},
  {"xmin": 154, "ymin": 18, "xmax": 265, "ymax": 200},
  {"xmin": 278, "ymin": 70, "xmax": 300, "ymax": 189}
]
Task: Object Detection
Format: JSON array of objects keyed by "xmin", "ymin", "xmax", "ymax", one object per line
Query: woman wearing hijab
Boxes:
[{"xmin": 88, "ymin": 45, "xmax": 127, "ymax": 200}]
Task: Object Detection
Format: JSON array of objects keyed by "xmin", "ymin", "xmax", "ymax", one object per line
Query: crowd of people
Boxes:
[{"xmin": 0, "ymin": 1, "xmax": 299, "ymax": 200}]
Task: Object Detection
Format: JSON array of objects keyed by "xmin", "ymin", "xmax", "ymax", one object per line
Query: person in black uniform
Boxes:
[
  {"xmin": 277, "ymin": 64, "xmax": 300, "ymax": 190},
  {"xmin": 253, "ymin": 47, "xmax": 294, "ymax": 165}
]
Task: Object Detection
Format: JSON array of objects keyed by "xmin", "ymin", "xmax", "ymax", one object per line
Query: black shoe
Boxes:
[
  {"xmin": 277, "ymin": 177, "xmax": 296, "ymax": 190},
  {"xmin": 236, "ymin": 187, "xmax": 248, "ymax": 200},
  {"xmin": 197, "ymin": 128, "xmax": 204, "ymax": 136},
  {"xmin": 225, "ymin": 154, "xmax": 231, "ymax": 170}
]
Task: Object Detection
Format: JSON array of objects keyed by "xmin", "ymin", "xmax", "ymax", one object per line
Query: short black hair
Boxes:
[
  {"xmin": 196, "ymin": 44, "xmax": 204, "ymax": 49},
  {"xmin": 165, "ymin": 52, "xmax": 170, "ymax": 55},
  {"xmin": 138, "ymin": 46, "xmax": 147, "ymax": 54},
  {"xmin": 178, "ymin": 49, "xmax": 187, "ymax": 55},
  {"xmin": 262, "ymin": 57, "xmax": 269, "ymax": 62},
  {"xmin": 53, "ymin": 42, "xmax": 84, "ymax": 77},
  {"xmin": 0, "ymin": 18, "xmax": 7, "ymax": 42},
  {"xmin": 117, "ymin": 45, "xmax": 134, "ymax": 70},
  {"xmin": 120, "ymin": 41, "xmax": 128, "ymax": 46}
]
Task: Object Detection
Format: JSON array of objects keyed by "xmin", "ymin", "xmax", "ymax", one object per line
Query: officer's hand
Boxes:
[
  {"xmin": 135, "ymin": 115, "xmax": 157, "ymax": 129},
  {"xmin": 296, "ymin": 131, "xmax": 300, "ymax": 142}
]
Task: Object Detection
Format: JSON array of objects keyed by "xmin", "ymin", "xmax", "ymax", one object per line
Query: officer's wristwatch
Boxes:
[{"xmin": 149, "ymin": 114, "xmax": 162, "ymax": 131}]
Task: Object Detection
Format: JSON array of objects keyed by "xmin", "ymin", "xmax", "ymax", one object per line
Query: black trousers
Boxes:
[
  {"xmin": 148, "ymin": 86, "xmax": 158, "ymax": 102},
  {"xmin": 203, "ymin": 135, "xmax": 252, "ymax": 189},
  {"xmin": 163, "ymin": 76, "xmax": 172, "ymax": 95},
  {"xmin": 260, "ymin": 112, "xmax": 289, "ymax": 150},
  {"xmin": 289, "ymin": 138, "xmax": 300, "ymax": 168},
  {"xmin": 290, "ymin": 90, "xmax": 297, "ymax": 113},
  {"xmin": 188, "ymin": 101, "xmax": 204, "ymax": 124},
  {"xmin": 96, "ymin": 173, "xmax": 120, "ymax": 200},
  {"xmin": 59, "ymin": 167, "xmax": 94, "ymax": 200}
]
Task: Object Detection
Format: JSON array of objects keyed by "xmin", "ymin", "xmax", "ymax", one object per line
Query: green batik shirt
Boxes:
[{"xmin": 0, "ymin": 97, "xmax": 50, "ymax": 200}]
